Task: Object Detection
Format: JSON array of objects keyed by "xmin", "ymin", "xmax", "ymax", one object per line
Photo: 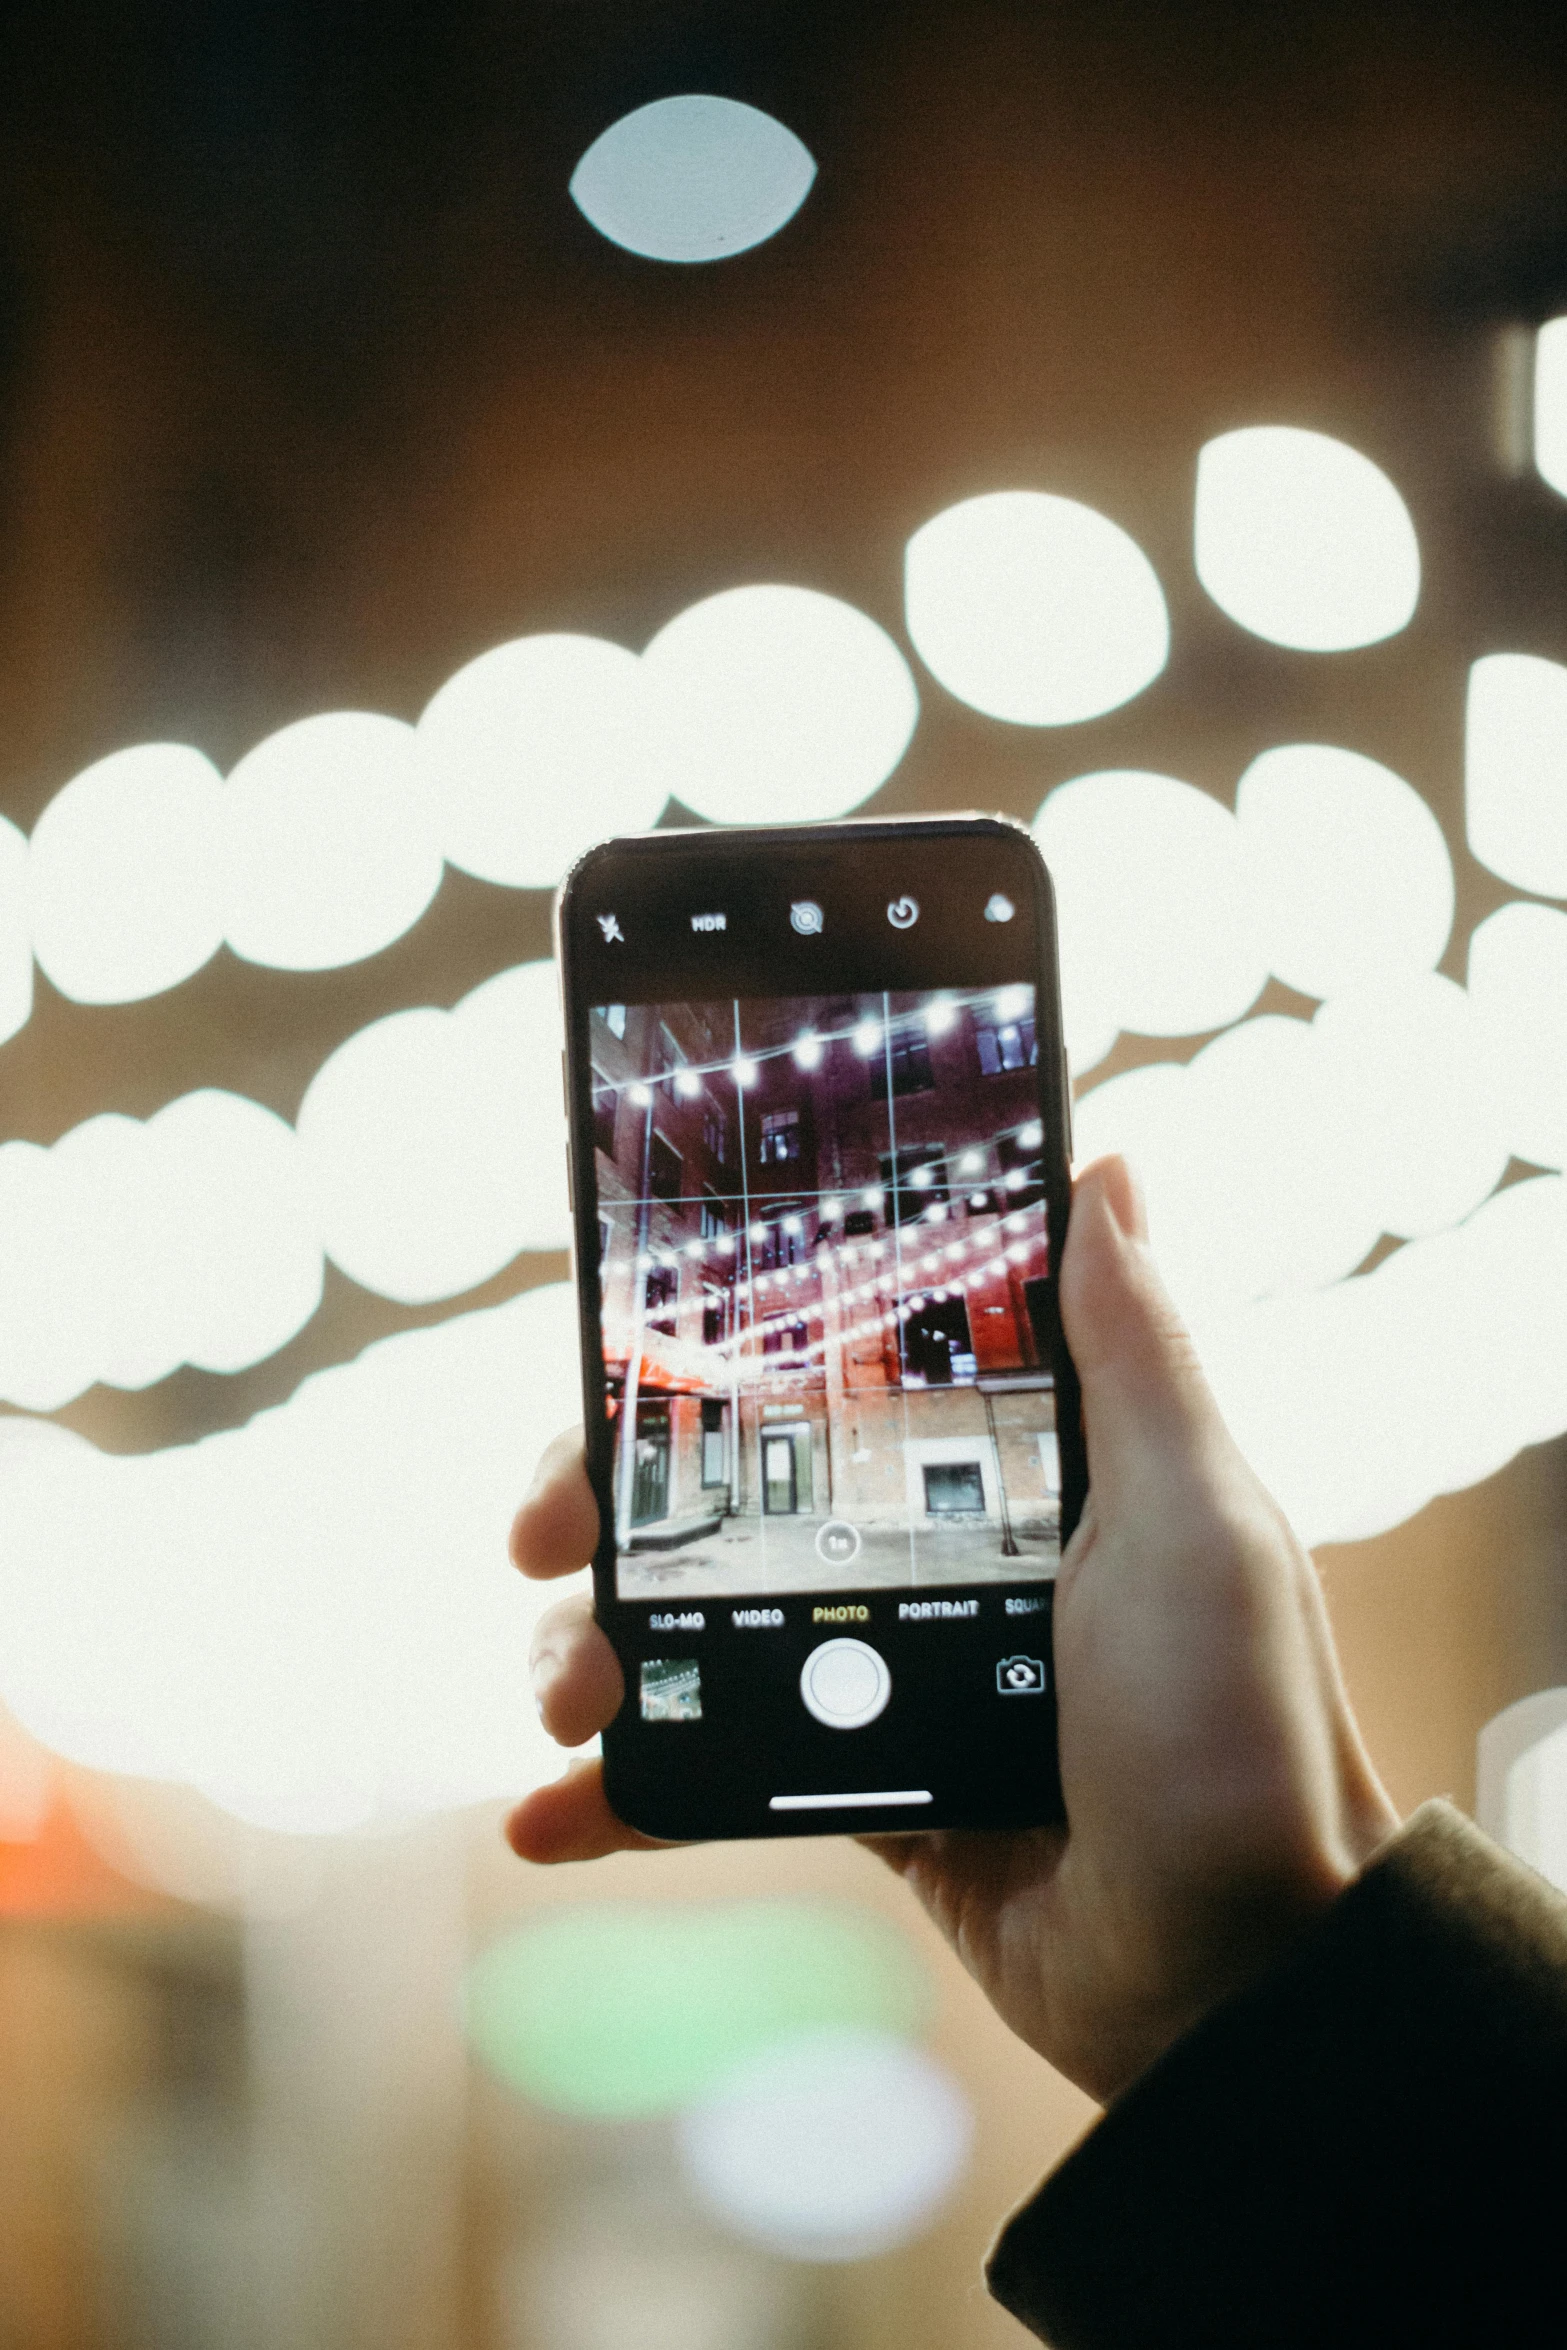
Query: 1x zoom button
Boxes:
[{"xmin": 800, "ymin": 1638, "xmax": 891, "ymax": 1730}]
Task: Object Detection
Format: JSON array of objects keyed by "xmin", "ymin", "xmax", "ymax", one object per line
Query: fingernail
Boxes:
[{"xmin": 530, "ymin": 1650, "xmax": 562, "ymax": 1709}]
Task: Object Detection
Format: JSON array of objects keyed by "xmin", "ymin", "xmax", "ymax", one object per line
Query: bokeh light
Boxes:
[
  {"xmin": 569, "ymin": 96, "xmax": 817, "ymax": 264},
  {"xmin": 1466, "ymin": 652, "xmax": 1567, "ymax": 899},
  {"xmin": 1194, "ymin": 1171, "xmax": 1567, "ymax": 1548},
  {"xmin": 0, "ymin": 1281, "xmax": 580, "ymax": 1833},
  {"xmin": 297, "ymin": 959, "xmax": 568, "ymax": 1305},
  {"xmin": 417, "ymin": 635, "xmax": 662, "ymax": 888},
  {"xmin": 0, "ymin": 816, "xmax": 29, "ymax": 1044},
  {"xmin": 1235, "ymin": 743, "xmax": 1453, "ymax": 999},
  {"xmin": 223, "ymin": 711, "xmax": 444, "ymax": 972},
  {"xmin": 1467, "ymin": 901, "xmax": 1567, "ymax": 1172},
  {"xmin": 676, "ymin": 2027, "xmax": 973, "ymax": 2262},
  {"xmin": 1194, "ymin": 426, "xmax": 1420, "ymax": 650},
  {"xmin": 1034, "ymin": 769, "xmax": 1266, "ymax": 1069},
  {"xmin": 640, "ymin": 585, "xmax": 918, "ymax": 823},
  {"xmin": 0, "ymin": 1090, "xmax": 321, "ymax": 1411},
  {"xmin": 1075, "ymin": 976, "xmax": 1507, "ymax": 1325},
  {"xmin": 1478, "ymin": 1689, "xmax": 1567, "ymax": 1895},
  {"xmin": 904, "ymin": 491, "xmax": 1168, "ymax": 724},
  {"xmin": 1535, "ymin": 315, "xmax": 1567, "ymax": 502},
  {"xmin": 26, "ymin": 743, "xmax": 226, "ymax": 1005},
  {"xmin": 465, "ymin": 1903, "xmax": 929, "ymax": 2118}
]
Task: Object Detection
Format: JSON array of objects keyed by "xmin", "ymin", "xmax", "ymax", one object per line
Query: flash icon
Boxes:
[{"xmin": 597, "ymin": 913, "xmax": 625, "ymax": 944}]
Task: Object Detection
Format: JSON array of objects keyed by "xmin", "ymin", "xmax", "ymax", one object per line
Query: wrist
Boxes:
[{"xmin": 1094, "ymin": 1806, "xmax": 1401, "ymax": 2103}]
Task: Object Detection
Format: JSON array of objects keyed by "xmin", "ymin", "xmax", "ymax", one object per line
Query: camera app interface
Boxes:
[{"xmin": 590, "ymin": 986, "xmax": 1062, "ymax": 1602}]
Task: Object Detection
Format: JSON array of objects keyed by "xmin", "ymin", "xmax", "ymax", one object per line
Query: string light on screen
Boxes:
[
  {"xmin": 569, "ymin": 95, "xmax": 817, "ymax": 264},
  {"xmin": 904, "ymin": 490, "xmax": 1169, "ymax": 724},
  {"xmin": 1194, "ymin": 426, "xmax": 1420, "ymax": 650}
]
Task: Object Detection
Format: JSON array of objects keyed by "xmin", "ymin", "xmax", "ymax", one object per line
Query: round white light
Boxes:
[
  {"xmin": 793, "ymin": 1033, "xmax": 823, "ymax": 1070},
  {"xmin": 732, "ymin": 1057, "xmax": 759, "ymax": 1087},
  {"xmin": 1236, "ymin": 743, "xmax": 1453, "ymax": 1000},
  {"xmin": 681, "ymin": 1992, "xmax": 972, "ymax": 2246},
  {"xmin": 0, "ymin": 817, "xmax": 30, "ymax": 1046},
  {"xmin": 904, "ymin": 490, "xmax": 1168, "ymax": 724},
  {"xmin": 1311, "ymin": 976, "xmax": 1509, "ymax": 1241},
  {"xmin": 222, "ymin": 712, "xmax": 443, "ymax": 972},
  {"xmin": 0, "ymin": 1092, "xmax": 322, "ymax": 1413},
  {"xmin": 1034, "ymin": 771, "xmax": 1266, "ymax": 1061},
  {"xmin": 923, "ymin": 996, "xmax": 956, "ymax": 1036},
  {"xmin": 569, "ymin": 95, "xmax": 817, "ymax": 265},
  {"xmin": 1467, "ymin": 902, "xmax": 1567, "ymax": 1173},
  {"xmin": 1535, "ymin": 316, "xmax": 1567, "ymax": 503},
  {"xmin": 674, "ymin": 1069, "xmax": 702, "ymax": 1098},
  {"xmin": 1194, "ymin": 426, "xmax": 1419, "ymax": 650},
  {"xmin": 1466, "ymin": 653, "xmax": 1567, "ymax": 899},
  {"xmin": 417, "ymin": 634, "xmax": 661, "ymax": 889},
  {"xmin": 641, "ymin": 586, "xmax": 917, "ymax": 824},
  {"xmin": 297, "ymin": 960, "xmax": 567, "ymax": 1307},
  {"xmin": 0, "ymin": 1283, "xmax": 582, "ymax": 1834},
  {"xmin": 1198, "ymin": 1174, "xmax": 1567, "ymax": 1551},
  {"xmin": 149, "ymin": 1090, "xmax": 325, "ymax": 1374},
  {"xmin": 27, "ymin": 743, "xmax": 226, "ymax": 1005},
  {"xmin": 1074, "ymin": 983, "xmax": 1508, "ymax": 1331}
]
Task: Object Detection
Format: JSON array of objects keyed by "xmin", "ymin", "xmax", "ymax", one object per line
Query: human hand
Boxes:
[{"xmin": 506, "ymin": 1155, "xmax": 1399, "ymax": 2104}]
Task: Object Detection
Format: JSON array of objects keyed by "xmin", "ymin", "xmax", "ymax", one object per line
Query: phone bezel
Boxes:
[{"xmin": 555, "ymin": 814, "xmax": 1084, "ymax": 1840}]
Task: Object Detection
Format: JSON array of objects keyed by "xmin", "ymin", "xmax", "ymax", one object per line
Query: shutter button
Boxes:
[{"xmin": 800, "ymin": 1638, "xmax": 892, "ymax": 1730}]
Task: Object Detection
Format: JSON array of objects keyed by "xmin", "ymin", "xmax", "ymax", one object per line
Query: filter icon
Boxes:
[{"xmin": 984, "ymin": 893, "xmax": 1016, "ymax": 924}]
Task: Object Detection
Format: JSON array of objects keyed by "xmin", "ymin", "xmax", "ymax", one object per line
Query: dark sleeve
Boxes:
[{"xmin": 986, "ymin": 1800, "xmax": 1567, "ymax": 2350}]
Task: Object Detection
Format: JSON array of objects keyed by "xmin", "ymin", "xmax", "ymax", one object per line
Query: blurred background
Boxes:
[{"xmin": 5, "ymin": 2, "xmax": 1567, "ymax": 2343}]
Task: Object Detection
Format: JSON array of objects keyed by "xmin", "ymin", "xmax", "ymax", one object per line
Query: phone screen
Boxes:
[
  {"xmin": 559, "ymin": 820, "xmax": 1082, "ymax": 1836},
  {"xmin": 593, "ymin": 983, "xmax": 1061, "ymax": 1612}
]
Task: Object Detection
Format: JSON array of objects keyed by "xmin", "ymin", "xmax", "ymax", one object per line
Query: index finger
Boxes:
[{"xmin": 511, "ymin": 1429, "xmax": 601, "ymax": 1579}]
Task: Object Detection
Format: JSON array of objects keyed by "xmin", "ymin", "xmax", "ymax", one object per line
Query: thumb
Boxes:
[{"xmin": 1060, "ymin": 1156, "xmax": 1229, "ymax": 1499}]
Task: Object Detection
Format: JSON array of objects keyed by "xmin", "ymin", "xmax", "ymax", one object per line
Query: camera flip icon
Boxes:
[{"xmin": 996, "ymin": 1655, "xmax": 1047, "ymax": 1696}]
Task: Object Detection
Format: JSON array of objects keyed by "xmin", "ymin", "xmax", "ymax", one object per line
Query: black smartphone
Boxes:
[{"xmin": 555, "ymin": 815, "xmax": 1085, "ymax": 1840}]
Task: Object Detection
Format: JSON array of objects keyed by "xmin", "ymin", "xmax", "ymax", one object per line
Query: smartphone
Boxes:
[{"xmin": 555, "ymin": 815, "xmax": 1085, "ymax": 1839}]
